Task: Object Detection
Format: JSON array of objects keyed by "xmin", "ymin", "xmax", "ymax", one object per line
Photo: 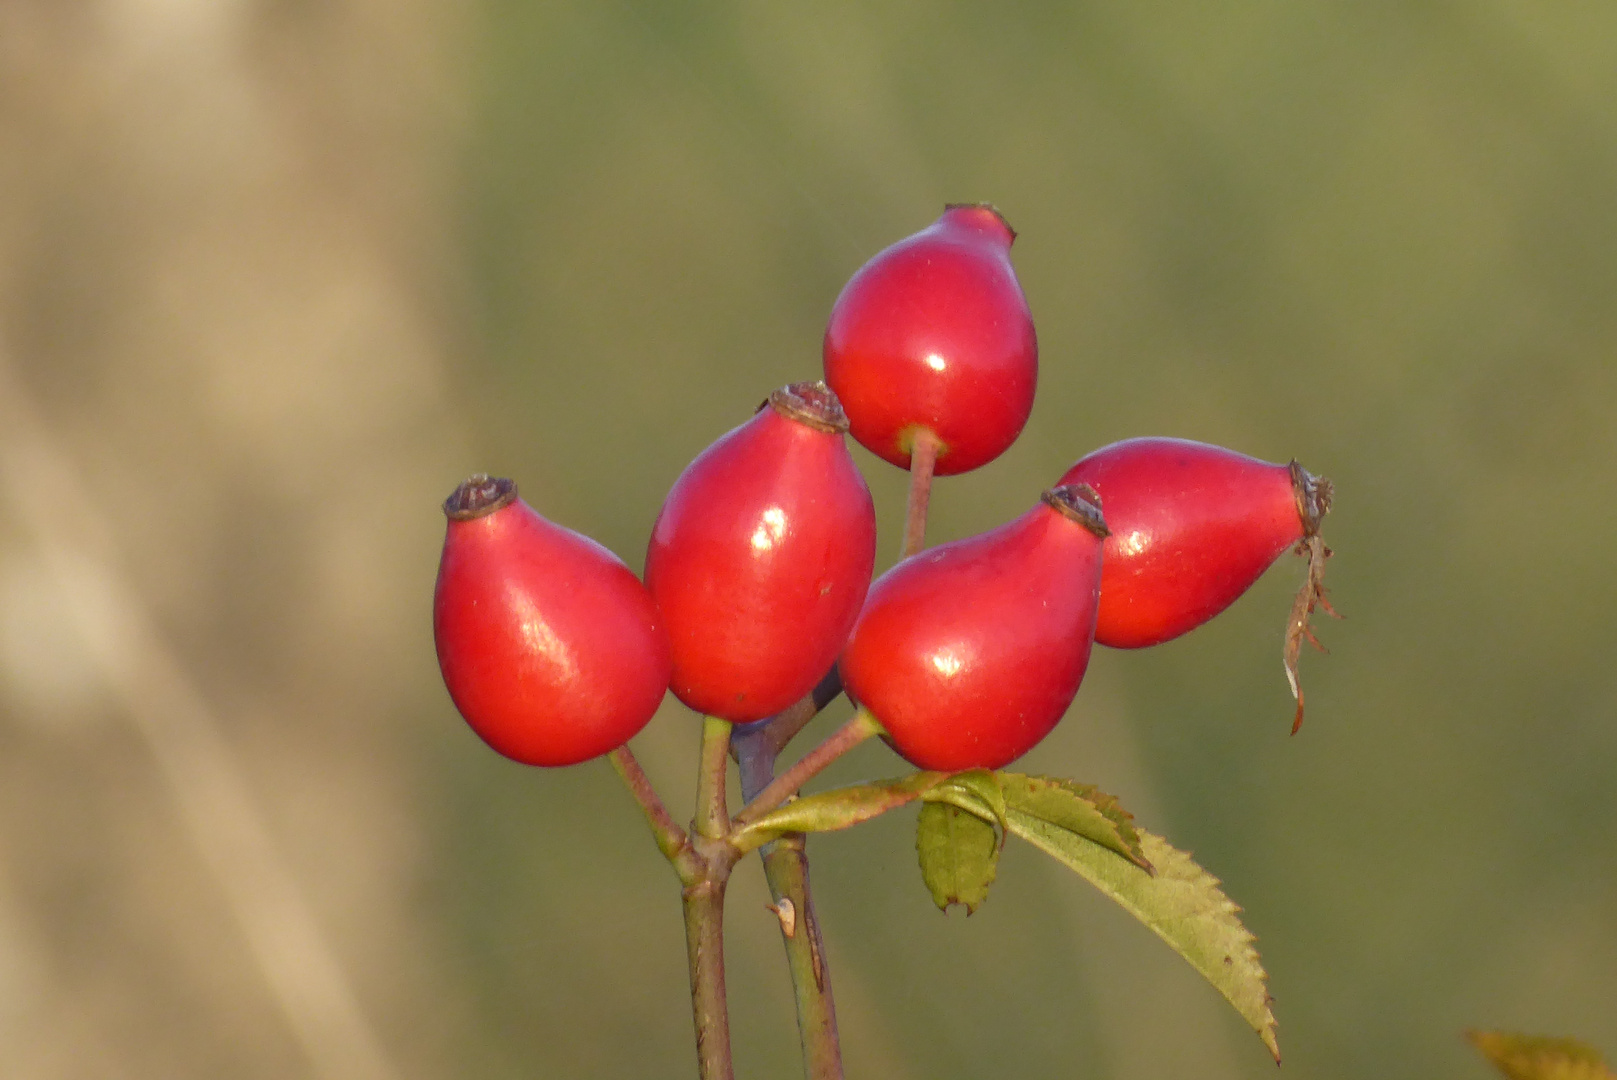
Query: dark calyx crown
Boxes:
[
  {"xmin": 444, "ymin": 474, "xmax": 518, "ymax": 520},
  {"xmin": 765, "ymin": 381, "xmax": 849, "ymax": 435},
  {"xmin": 1042, "ymin": 483, "xmax": 1110, "ymax": 537}
]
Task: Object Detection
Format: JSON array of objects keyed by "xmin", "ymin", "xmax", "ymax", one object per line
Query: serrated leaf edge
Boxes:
[
  {"xmin": 1015, "ymin": 774, "xmax": 1151, "ymax": 871},
  {"xmin": 1011, "ymin": 815, "xmax": 1279, "ymax": 1063},
  {"xmin": 916, "ymin": 801, "xmax": 1000, "ymax": 914}
]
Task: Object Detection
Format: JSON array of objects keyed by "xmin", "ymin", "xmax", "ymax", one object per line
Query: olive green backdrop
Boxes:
[
  {"xmin": 0, "ymin": 2, "xmax": 1612, "ymax": 1079},
  {"xmin": 450, "ymin": 3, "xmax": 1617, "ymax": 1078}
]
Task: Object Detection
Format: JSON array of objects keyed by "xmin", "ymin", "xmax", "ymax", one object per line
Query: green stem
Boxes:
[
  {"xmin": 761, "ymin": 835, "xmax": 843, "ymax": 1079},
  {"xmin": 685, "ymin": 718, "xmax": 741, "ymax": 1079},
  {"xmin": 682, "ymin": 871, "xmax": 735, "ymax": 1080},
  {"xmin": 734, "ymin": 715, "xmax": 845, "ymax": 1079},
  {"xmin": 695, "ymin": 716, "xmax": 733, "ymax": 840},
  {"xmin": 736, "ymin": 709, "xmax": 882, "ymax": 826},
  {"xmin": 901, "ymin": 429, "xmax": 942, "ymax": 559}
]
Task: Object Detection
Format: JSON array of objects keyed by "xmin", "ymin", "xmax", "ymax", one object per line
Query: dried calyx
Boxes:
[
  {"xmin": 444, "ymin": 475, "xmax": 519, "ymax": 520},
  {"xmin": 1289, "ymin": 460, "xmax": 1333, "ymax": 538},
  {"xmin": 1283, "ymin": 461, "xmax": 1338, "ymax": 735},
  {"xmin": 766, "ymin": 381, "xmax": 849, "ymax": 435},
  {"xmin": 1041, "ymin": 483, "xmax": 1110, "ymax": 538}
]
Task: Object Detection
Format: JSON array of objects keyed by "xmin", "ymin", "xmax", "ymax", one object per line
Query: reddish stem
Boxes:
[
  {"xmin": 608, "ymin": 745, "xmax": 696, "ymax": 876},
  {"xmin": 901, "ymin": 430, "xmax": 943, "ymax": 559},
  {"xmin": 736, "ymin": 710, "xmax": 882, "ymax": 826}
]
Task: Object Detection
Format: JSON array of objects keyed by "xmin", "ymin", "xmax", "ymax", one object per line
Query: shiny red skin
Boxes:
[
  {"xmin": 1060, "ymin": 438, "xmax": 1304, "ymax": 649},
  {"xmin": 645, "ymin": 402, "xmax": 877, "ymax": 723},
  {"xmin": 824, "ymin": 205, "xmax": 1037, "ymax": 475},
  {"xmin": 839, "ymin": 497, "xmax": 1104, "ymax": 771},
  {"xmin": 434, "ymin": 496, "xmax": 671, "ymax": 767}
]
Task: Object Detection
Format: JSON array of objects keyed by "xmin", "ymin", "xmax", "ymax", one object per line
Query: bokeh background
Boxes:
[{"xmin": 2, "ymin": 2, "xmax": 1614, "ymax": 1078}]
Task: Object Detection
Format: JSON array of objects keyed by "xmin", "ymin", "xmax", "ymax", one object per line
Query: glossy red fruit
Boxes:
[
  {"xmin": 839, "ymin": 485, "xmax": 1109, "ymax": 771},
  {"xmin": 434, "ymin": 476, "xmax": 671, "ymax": 767},
  {"xmin": 1059, "ymin": 437, "xmax": 1331, "ymax": 648},
  {"xmin": 645, "ymin": 382, "xmax": 877, "ymax": 723},
  {"xmin": 1059, "ymin": 438, "xmax": 1334, "ymax": 731},
  {"xmin": 824, "ymin": 204, "xmax": 1037, "ymax": 476}
]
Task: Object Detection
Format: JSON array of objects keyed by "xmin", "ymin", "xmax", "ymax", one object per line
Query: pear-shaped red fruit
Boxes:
[
  {"xmin": 824, "ymin": 204, "xmax": 1037, "ymax": 476},
  {"xmin": 645, "ymin": 382, "xmax": 877, "ymax": 723},
  {"xmin": 434, "ymin": 476, "xmax": 671, "ymax": 767},
  {"xmin": 1060, "ymin": 437, "xmax": 1334, "ymax": 730},
  {"xmin": 839, "ymin": 485, "xmax": 1108, "ymax": 771}
]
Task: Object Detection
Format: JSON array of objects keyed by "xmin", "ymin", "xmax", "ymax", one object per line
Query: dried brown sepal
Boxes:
[
  {"xmin": 1042, "ymin": 483, "xmax": 1110, "ymax": 538},
  {"xmin": 763, "ymin": 380, "xmax": 849, "ymax": 435},
  {"xmin": 443, "ymin": 474, "xmax": 518, "ymax": 520},
  {"xmin": 1289, "ymin": 460, "xmax": 1333, "ymax": 538},
  {"xmin": 1282, "ymin": 462, "xmax": 1337, "ymax": 733},
  {"xmin": 1284, "ymin": 533, "xmax": 1340, "ymax": 734}
]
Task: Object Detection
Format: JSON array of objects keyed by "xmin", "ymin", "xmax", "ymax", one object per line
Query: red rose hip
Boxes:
[
  {"xmin": 433, "ymin": 475, "xmax": 672, "ymax": 767},
  {"xmin": 839, "ymin": 485, "xmax": 1109, "ymax": 771},
  {"xmin": 1059, "ymin": 437, "xmax": 1335, "ymax": 730},
  {"xmin": 824, "ymin": 204, "xmax": 1037, "ymax": 476},
  {"xmin": 645, "ymin": 382, "xmax": 877, "ymax": 723}
]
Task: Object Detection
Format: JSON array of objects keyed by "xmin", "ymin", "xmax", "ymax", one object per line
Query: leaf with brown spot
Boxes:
[{"xmin": 916, "ymin": 801, "xmax": 999, "ymax": 914}]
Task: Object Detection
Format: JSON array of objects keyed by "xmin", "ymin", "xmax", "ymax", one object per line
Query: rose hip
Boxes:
[
  {"xmin": 1060, "ymin": 437, "xmax": 1334, "ymax": 730},
  {"xmin": 645, "ymin": 382, "xmax": 877, "ymax": 723},
  {"xmin": 433, "ymin": 475, "xmax": 672, "ymax": 767},
  {"xmin": 838, "ymin": 485, "xmax": 1108, "ymax": 771},
  {"xmin": 824, "ymin": 204, "xmax": 1037, "ymax": 477}
]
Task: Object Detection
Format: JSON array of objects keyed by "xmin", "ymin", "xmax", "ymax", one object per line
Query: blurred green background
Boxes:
[{"xmin": 1, "ymin": 2, "xmax": 1613, "ymax": 1078}]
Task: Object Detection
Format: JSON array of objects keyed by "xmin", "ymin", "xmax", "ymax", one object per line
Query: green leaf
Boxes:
[
  {"xmin": 732, "ymin": 772, "xmax": 945, "ymax": 852},
  {"xmin": 1468, "ymin": 1031, "xmax": 1617, "ymax": 1080},
  {"xmin": 1009, "ymin": 812, "xmax": 1280, "ymax": 1063},
  {"xmin": 998, "ymin": 774, "xmax": 1151, "ymax": 871},
  {"xmin": 916, "ymin": 802, "xmax": 999, "ymax": 913},
  {"xmin": 937, "ymin": 768, "xmax": 1009, "ymax": 846}
]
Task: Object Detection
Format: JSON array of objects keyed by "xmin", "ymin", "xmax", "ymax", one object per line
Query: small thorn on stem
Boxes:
[{"xmin": 767, "ymin": 897, "xmax": 797, "ymax": 938}]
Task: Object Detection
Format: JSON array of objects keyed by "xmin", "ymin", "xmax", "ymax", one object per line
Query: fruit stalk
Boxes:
[
  {"xmin": 900, "ymin": 429, "xmax": 942, "ymax": 558},
  {"xmin": 608, "ymin": 746, "xmax": 696, "ymax": 874},
  {"xmin": 736, "ymin": 709, "xmax": 883, "ymax": 825},
  {"xmin": 695, "ymin": 717, "xmax": 734, "ymax": 840},
  {"xmin": 730, "ymin": 667, "xmax": 845, "ymax": 788},
  {"xmin": 682, "ymin": 871, "xmax": 735, "ymax": 1080}
]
